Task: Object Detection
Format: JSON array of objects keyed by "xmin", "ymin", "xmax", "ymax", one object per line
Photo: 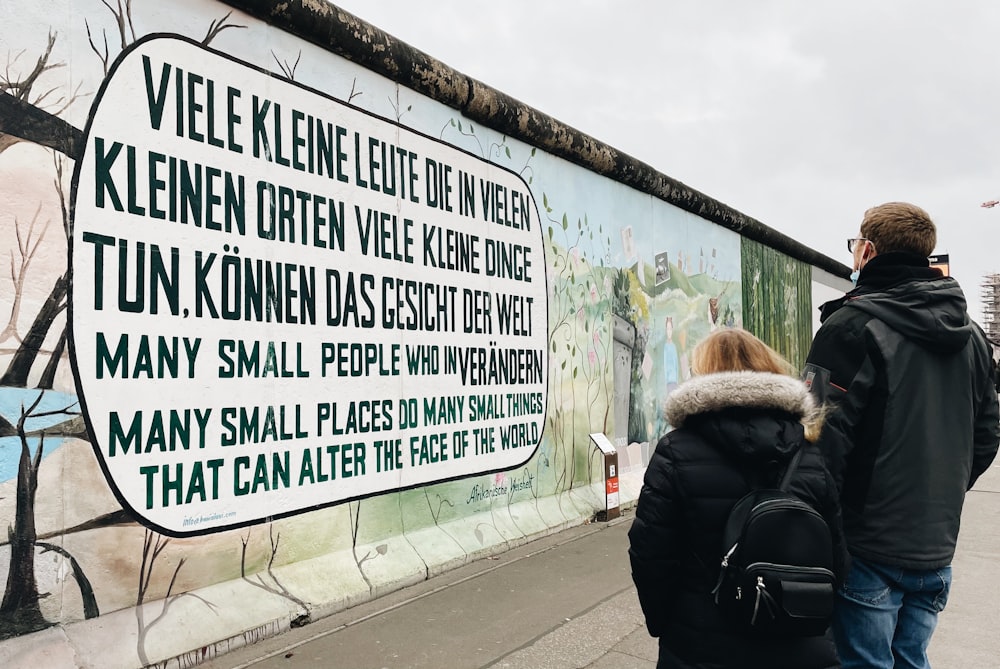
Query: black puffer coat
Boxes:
[{"xmin": 628, "ymin": 371, "xmax": 846, "ymax": 669}]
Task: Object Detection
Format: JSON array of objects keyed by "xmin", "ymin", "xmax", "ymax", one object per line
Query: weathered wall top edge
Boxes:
[{"xmin": 221, "ymin": 0, "xmax": 849, "ymax": 279}]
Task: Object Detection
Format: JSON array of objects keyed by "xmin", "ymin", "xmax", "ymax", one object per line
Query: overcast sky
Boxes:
[{"xmin": 333, "ymin": 0, "xmax": 1000, "ymax": 325}]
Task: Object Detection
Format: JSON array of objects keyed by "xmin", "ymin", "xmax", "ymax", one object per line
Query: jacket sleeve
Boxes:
[
  {"xmin": 628, "ymin": 438, "xmax": 683, "ymax": 638},
  {"xmin": 804, "ymin": 311, "xmax": 876, "ymax": 493},
  {"xmin": 970, "ymin": 349, "xmax": 1000, "ymax": 489}
]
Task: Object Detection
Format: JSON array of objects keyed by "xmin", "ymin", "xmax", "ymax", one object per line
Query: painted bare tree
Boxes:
[
  {"xmin": 349, "ymin": 501, "xmax": 389, "ymax": 592},
  {"xmin": 240, "ymin": 525, "xmax": 309, "ymax": 626},
  {"xmin": 134, "ymin": 529, "xmax": 217, "ymax": 666},
  {"xmin": 0, "ymin": 6, "xmax": 245, "ymax": 641},
  {"xmin": 0, "ymin": 392, "xmax": 79, "ymax": 637},
  {"xmin": 0, "ymin": 204, "xmax": 51, "ymax": 346},
  {"xmin": 0, "ymin": 30, "xmax": 82, "ymax": 154},
  {"xmin": 0, "ymin": 30, "xmax": 81, "ymax": 388},
  {"xmin": 2, "ymin": 3, "xmax": 243, "ymax": 388},
  {"xmin": 0, "ymin": 156, "xmax": 71, "ymax": 389}
]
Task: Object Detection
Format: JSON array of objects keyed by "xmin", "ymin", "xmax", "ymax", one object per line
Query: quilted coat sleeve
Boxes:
[{"xmin": 628, "ymin": 436, "xmax": 684, "ymax": 638}]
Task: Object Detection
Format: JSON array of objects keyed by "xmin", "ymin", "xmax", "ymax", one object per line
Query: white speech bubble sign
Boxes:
[{"xmin": 69, "ymin": 36, "xmax": 548, "ymax": 536}]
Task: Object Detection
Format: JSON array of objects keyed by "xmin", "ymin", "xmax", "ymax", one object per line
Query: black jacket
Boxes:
[
  {"xmin": 805, "ymin": 252, "xmax": 1000, "ymax": 569},
  {"xmin": 628, "ymin": 371, "xmax": 845, "ymax": 669}
]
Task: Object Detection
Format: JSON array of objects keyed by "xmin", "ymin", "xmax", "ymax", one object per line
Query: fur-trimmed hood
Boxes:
[
  {"xmin": 665, "ymin": 371, "xmax": 815, "ymax": 428},
  {"xmin": 664, "ymin": 372, "xmax": 816, "ymax": 464}
]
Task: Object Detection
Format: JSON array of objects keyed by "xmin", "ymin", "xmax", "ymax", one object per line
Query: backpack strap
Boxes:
[{"xmin": 778, "ymin": 447, "xmax": 805, "ymax": 491}]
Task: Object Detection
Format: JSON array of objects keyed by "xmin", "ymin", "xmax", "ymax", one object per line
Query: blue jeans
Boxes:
[{"xmin": 833, "ymin": 556, "xmax": 952, "ymax": 669}]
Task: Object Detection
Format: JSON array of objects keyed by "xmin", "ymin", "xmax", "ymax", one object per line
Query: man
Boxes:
[{"xmin": 804, "ymin": 202, "xmax": 1000, "ymax": 669}]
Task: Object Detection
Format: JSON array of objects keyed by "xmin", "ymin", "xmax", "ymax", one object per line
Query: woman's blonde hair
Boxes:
[
  {"xmin": 689, "ymin": 328, "xmax": 824, "ymax": 441},
  {"xmin": 690, "ymin": 328, "xmax": 793, "ymax": 376}
]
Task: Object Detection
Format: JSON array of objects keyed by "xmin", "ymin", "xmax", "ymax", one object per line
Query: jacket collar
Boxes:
[
  {"xmin": 855, "ymin": 252, "xmax": 940, "ymax": 290},
  {"xmin": 820, "ymin": 252, "xmax": 942, "ymax": 322}
]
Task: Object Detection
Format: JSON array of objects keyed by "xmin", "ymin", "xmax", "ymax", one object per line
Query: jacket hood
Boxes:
[
  {"xmin": 821, "ymin": 253, "xmax": 974, "ymax": 354},
  {"xmin": 845, "ymin": 277, "xmax": 972, "ymax": 353},
  {"xmin": 665, "ymin": 372, "xmax": 815, "ymax": 463}
]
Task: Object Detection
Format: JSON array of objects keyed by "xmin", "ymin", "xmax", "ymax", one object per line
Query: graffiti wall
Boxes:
[{"xmin": 0, "ymin": 1, "xmax": 848, "ymax": 666}]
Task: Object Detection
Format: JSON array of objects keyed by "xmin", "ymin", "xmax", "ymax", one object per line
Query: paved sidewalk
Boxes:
[
  {"xmin": 200, "ymin": 517, "xmax": 653, "ymax": 669},
  {"xmin": 927, "ymin": 463, "xmax": 1000, "ymax": 668},
  {"xmin": 203, "ymin": 464, "xmax": 1000, "ymax": 669}
]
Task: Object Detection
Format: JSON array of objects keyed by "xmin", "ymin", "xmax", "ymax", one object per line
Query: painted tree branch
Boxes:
[
  {"xmin": 36, "ymin": 541, "xmax": 99, "ymax": 619},
  {"xmin": 0, "ymin": 393, "xmax": 49, "ymax": 636},
  {"xmin": 1, "ymin": 203, "xmax": 51, "ymax": 345},
  {"xmin": 239, "ymin": 526, "xmax": 309, "ymax": 620},
  {"xmin": 0, "ymin": 271, "xmax": 68, "ymax": 387},
  {"xmin": 0, "ymin": 28, "xmax": 84, "ymax": 156},
  {"xmin": 0, "ymin": 91, "xmax": 82, "ymax": 159},
  {"xmin": 203, "ymin": 11, "xmax": 246, "ymax": 45}
]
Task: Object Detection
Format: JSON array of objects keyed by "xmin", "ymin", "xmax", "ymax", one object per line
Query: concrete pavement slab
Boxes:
[{"xmin": 487, "ymin": 589, "xmax": 649, "ymax": 669}]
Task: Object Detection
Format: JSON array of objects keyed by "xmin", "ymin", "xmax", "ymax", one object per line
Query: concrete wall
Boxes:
[{"xmin": 0, "ymin": 1, "xmax": 850, "ymax": 667}]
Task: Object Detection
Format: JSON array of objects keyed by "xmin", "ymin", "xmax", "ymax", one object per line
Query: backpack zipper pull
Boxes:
[
  {"xmin": 751, "ymin": 576, "xmax": 778, "ymax": 625},
  {"xmin": 712, "ymin": 543, "xmax": 738, "ymax": 602}
]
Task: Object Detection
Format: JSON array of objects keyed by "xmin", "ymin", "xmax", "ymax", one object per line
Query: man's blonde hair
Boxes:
[{"xmin": 860, "ymin": 202, "xmax": 937, "ymax": 257}]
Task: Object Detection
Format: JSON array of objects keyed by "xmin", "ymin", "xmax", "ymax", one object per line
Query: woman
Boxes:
[{"xmin": 628, "ymin": 328, "xmax": 845, "ymax": 669}]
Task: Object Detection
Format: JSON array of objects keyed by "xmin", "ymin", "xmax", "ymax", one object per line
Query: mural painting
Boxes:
[{"xmin": 0, "ymin": 1, "xmax": 802, "ymax": 663}]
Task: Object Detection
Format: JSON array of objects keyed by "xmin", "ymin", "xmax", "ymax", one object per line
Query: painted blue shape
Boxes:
[{"xmin": 0, "ymin": 387, "xmax": 80, "ymax": 484}]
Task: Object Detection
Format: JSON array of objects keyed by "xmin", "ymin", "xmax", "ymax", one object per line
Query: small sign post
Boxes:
[{"xmin": 590, "ymin": 433, "xmax": 620, "ymax": 521}]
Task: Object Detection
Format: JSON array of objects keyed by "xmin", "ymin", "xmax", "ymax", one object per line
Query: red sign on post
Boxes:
[{"xmin": 591, "ymin": 433, "xmax": 621, "ymax": 521}]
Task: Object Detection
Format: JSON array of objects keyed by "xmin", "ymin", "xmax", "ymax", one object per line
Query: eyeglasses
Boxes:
[{"xmin": 847, "ymin": 237, "xmax": 869, "ymax": 253}]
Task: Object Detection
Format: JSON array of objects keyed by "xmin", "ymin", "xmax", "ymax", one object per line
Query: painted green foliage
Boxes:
[
  {"xmin": 741, "ymin": 237, "xmax": 813, "ymax": 370},
  {"xmin": 542, "ymin": 203, "xmax": 616, "ymax": 492}
]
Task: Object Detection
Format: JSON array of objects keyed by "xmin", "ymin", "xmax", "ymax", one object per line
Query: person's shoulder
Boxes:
[
  {"xmin": 651, "ymin": 426, "xmax": 721, "ymax": 468},
  {"xmin": 789, "ymin": 444, "xmax": 838, "ymax": 499},
  {"xmin": 808, "ymin": 303, "xmax": 877, "ymax": 372},
  {"xmin": 797, "ymin": 442, "xmax": 832, "ymax": 477},
  {"xmin": 815, "ymin": 299, "xmax": 874, "ymax": 340},
  {"xmin": 643, "ymin": 431, "xmax": 694, "ymax": 489},
  {"xmin": 653, "ymin": 426, "xmax": 699, "ymax": 454}
]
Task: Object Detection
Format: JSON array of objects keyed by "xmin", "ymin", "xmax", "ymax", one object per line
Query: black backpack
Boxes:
[{"xmin": 711, "ymin": 448, "xmax": 836, "ymax": 637}]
